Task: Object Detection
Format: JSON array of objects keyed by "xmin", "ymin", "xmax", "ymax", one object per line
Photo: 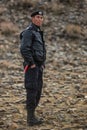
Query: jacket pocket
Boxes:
[{"xmin": 34, "ymin": 50, "xmax": 44, "ymax": 62}]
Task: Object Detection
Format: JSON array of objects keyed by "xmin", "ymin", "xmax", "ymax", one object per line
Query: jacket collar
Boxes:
[{"xmin": 30, "ymin": 23, "xmax": 41, "ymax": 32}]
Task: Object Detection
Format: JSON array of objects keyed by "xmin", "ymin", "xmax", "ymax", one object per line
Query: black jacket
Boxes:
[{"xmin": 20, "ymin": 23, "xmax": 46, "ymax": 66}]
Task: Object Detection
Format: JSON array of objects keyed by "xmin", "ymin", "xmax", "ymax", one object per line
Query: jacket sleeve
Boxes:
[
  {"xmin": 42, "ymin": 41, "xmax": 46, "ymax": 67},
  {"xmin": 20, "ymin": 29, "xmax": 35, "ymax": 66}
]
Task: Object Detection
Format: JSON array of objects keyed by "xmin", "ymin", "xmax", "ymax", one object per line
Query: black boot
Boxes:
[{"xmin": 27, "ymin": 109, "xmax": 43, "ymax": 126}]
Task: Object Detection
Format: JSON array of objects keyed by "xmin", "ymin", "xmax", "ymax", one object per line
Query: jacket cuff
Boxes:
[
  {"xmin": 42, "ymin": 62, "xmax": 45, "ymax": 68},
  {"xmin": 29, "ymin": 60, "xmax": 35, "ymax": 66}
]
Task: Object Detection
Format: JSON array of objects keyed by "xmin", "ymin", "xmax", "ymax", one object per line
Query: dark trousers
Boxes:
[{"xmin": 24, "ymin": 66, "xmax": 43, "ymax": 110}]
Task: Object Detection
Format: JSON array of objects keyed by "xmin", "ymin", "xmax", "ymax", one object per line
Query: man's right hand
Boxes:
[{"xmin": 30, "ymin": 64, "xmax": 36, "ymax": 68}]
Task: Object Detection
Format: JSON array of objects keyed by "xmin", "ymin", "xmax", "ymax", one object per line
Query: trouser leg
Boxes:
[
  {"xmin": 26, "ymin": 89, "xmax": 37, "ymax": 110},
  {"xmin": 25, "ymin": 66, "xmax": 43, "ymax": 109},
  {"xmin": 25, "ymin": 66, "xmax": 43, "ymax": 125},
  {"xmin": 36, "ymin": 66, "xmax": 43, "ymax": 108},
  {"xmin": 25, "ymin": 66, "xmax": 38, "ymax": 109}
]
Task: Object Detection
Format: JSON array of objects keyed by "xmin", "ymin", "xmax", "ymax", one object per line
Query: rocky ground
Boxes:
[{"xmin": 0, "ymin": 0, "xmax": 87, "ymax": 130}]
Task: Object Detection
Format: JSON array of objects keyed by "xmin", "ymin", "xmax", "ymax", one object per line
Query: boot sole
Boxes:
[{"xmin": 28, "ymin": 121, "xmax": 43, "ymax": 126}]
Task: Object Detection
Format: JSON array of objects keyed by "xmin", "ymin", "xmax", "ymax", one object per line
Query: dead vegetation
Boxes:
[
  {"xmin": 6, "ymin": 0, "xmax": 84, "ymax": 13},
  {"xmin": 63, "ymin": 24, "xmax": 85, "ymax": 39},
  {"xmin": 0, "ymin": 21, "xmax": 19, "ymax": 36}
]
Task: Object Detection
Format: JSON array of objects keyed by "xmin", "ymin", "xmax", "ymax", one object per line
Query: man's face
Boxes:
[{"xmin": 32, "ymin": 15, "xmax": 44, "ymax": 27}]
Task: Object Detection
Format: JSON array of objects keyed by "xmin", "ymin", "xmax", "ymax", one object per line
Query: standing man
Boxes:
[{"xmin": 20, "ymin": 10, "xmax": 46, "ymax": 126}]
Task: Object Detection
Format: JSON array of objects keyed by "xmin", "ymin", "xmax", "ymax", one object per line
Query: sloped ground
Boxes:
[{"xmin": 0, "ymin": 0, "xmax": 87, "ymax": 130}]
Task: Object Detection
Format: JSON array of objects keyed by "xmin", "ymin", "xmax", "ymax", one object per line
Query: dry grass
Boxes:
[
  {"xmin": 0, "ymin": 60, "xmax": 19, "ymax": 69},
  {"xmin": 51, "ymin": 2, "xmax": 65, "ymax": 14},
  {"xmin": 10, "ymin": 0, "xmax": 40, "ymax": 9},
  {"xmin": 8, "ymin": 0, "xmax": 65, "ymax": 13},
  {"xmin": 64, "ymin": 24, "xmax": 84, "ymax": 38},
  {"xmin": 0, "ymin": 21, "xmax": 19, "ymax": 36},
  {"xmin": 59, "ymin": 0, "xmax": 82, "ymax": 4},
  {"xmin": 8, "ymin": 0, "xmax": 83, "ymax": 14},
  {"xmin": 18, "ymin": 0, "xmax": 38, "ymax": 6},
  {"xmin": 66, "ymin": 24, "xmax": 82, "ymax": 34}
]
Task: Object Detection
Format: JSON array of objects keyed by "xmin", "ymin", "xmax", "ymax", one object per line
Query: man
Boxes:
[{"xmin": 20, "ymin": 10, "xmax": 46, "ymax": 126}]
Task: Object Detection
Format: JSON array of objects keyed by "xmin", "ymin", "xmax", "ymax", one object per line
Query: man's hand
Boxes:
[
  {"xmin": 30, "ymin": 64, "xmax": 36, "ymax": 68},
  {"xmin": 41, "ymin": 65, "xmax": 45, "ymax": 69}
]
